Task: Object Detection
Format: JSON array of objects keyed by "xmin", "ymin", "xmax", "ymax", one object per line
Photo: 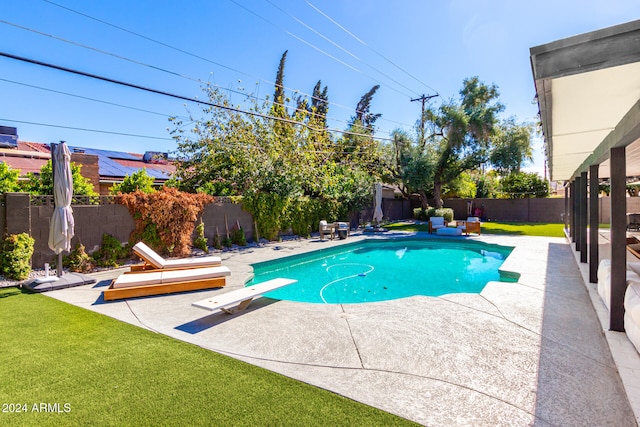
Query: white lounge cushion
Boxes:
[
  {"xmin": 625, "ymin": 279, "xmax": 640, "ymax": 354},
  {"xmin": 133, "ymin": 242, "xmax": 166, "ymax": 268},
  {"xmin": 430, "ymin": 217, "xmax": 445, "ymax": 226},
  {"xmin": 437, "ymin": 227, "xmax": 462, "ymax": 236},
  {"xmin": 112, "ymin": 266, "xmax": 231, "ymax": 289},
  {"xmin": 161, "ymin": 266, "xmax": 230, "ymax": 284},
  {"xmin": 163, "ymin": 256, "xmax": 222, "ymax": 268},
  {"xmin": 466, "ymin": 217, "xmax": 480, "ymax": 222},
  {"xmin": 133, "ymin": 241, "xmax": 221, "ymax": 269},
  {"xmin": 113, "ymin": 271, "xmax": 163, "ymax": 288}
]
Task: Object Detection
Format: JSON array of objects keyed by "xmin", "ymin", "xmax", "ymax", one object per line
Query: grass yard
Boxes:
[
  {"xmin": 0, "ymin": 288, "xmax": 415, "ymax": 426},
  {"xmin": 386, "ymin": 220, "xmax": 568, "ymax": 237}
]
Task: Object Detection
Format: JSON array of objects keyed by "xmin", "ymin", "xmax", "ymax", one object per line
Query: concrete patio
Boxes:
[{"xmin": 45, "ymin": 232, "xmax": 638, "ymax": 426}]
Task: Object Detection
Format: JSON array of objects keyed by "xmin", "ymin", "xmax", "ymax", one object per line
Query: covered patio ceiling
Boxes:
[{"xmin": 531, "ymin": 19, "xmax": 640, "ymax": 182}]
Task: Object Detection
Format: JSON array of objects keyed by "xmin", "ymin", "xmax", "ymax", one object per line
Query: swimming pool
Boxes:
[{"xmin": 249, "ymin": 239, "xmax": 516, "ymax": 304}]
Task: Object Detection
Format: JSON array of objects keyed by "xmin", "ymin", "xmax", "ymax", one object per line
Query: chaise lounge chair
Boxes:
[
  {"xmin": 131, "ymin": 241, "xmax": 222, "ymax": 271},
  {"xmin": 103, "ymin": 265, "xmax": 231, "ymax": 301},
  {"xmin": 192, "ymin": 278, "xmax": 297, "ymax": 314}
]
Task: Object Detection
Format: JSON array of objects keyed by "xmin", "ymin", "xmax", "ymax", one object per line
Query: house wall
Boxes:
[{"xmin": 70, "ymin": 153, "xmax": 100, "ymax": 194}]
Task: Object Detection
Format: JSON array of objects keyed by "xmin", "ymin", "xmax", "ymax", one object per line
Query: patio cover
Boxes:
[
  {"xmin": 530, "ymin": 20, "xmax": 640, "ymax": 332},
  {"xmin": 530, "ymin": 19, "xmax": 640, "ymax": 182}
]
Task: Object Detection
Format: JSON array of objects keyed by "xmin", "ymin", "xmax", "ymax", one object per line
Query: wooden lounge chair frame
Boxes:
[
  {"xmin": 103, "ymin": 266, "xmax": 230, "ymax": 301},
  {"xmin": 192, "ymin": 278, "xmax": 297, "ymax": 314},
  {"xmin": 319, "ymin": 220, "xmax": 335, "ymax": 240},
  {"xmin": 457, "ymin": 220, "xmax": 481, "ymax": 235},
  {"xmin": 628, "ymin": 239, "xmax": 640, "ymax": 259}
]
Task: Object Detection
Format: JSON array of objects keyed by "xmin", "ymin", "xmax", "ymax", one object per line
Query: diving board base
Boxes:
[
  {"xmin": 103, "ymin": 276, "xmax": 226, "ymax": 301},
  {"xmin": 193, "ymin": 278, "xmax": 297, "ymax": 314}
]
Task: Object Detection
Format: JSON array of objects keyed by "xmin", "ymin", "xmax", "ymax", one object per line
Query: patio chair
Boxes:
[
  {"xmin": 131, "ymin": 241, "xmax": 221, "ymax": 271},
  {"xmin": 192, "ymin": 278, "xmax": 297, "ymax": 314},
  {"xmin": 319, "ymin": 220, "xmax": 335, "ymax": 240},
  {"xmin": 103, "ymin": 265, "xmax": 231, "ymax": 301},
  {"xmin": 456, "ymin": 217, "xmax": 481, "ymax": 235},
  {"xmin": 428, "ymin": 216, "xmax": 447, "ymax": 233}
]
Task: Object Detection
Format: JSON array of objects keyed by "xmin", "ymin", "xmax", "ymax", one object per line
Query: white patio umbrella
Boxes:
[
  {"xmin": 48, "ymin": 142, "xmax": 74, "ymax": 277},
  {"xmin": 373, "ymin": 182, "xmax": 383, "ymax": 224}
]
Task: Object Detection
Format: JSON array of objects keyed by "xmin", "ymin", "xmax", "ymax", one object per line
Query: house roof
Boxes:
[
  {"xmin": 530, "ymin": 19, "xmax": 640, "ymax": 181},
  {"xmin": 0, "ymin": 141, "xmax": 175, "ymax": 181}
]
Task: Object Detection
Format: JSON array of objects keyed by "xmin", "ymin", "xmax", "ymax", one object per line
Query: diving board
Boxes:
[{"xmin": 192, "ymin": 278, "xmax": 296, "ymax": 314}]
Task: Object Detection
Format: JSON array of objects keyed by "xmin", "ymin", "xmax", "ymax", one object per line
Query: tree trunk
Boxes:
[
  {"xmin": 433, "ymin": 180, "xmax": 443, "ymax": 208},
  {"xmin": 418, "ymin": 189, "xmax": 429, "ymax": 209}
]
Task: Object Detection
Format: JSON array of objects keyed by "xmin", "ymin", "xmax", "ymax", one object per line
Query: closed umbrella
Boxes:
[
  {"xmin": 48, "ymin": 142, "xmax": 74, "ymax": 277},
  {"xmin": 373, "ymin": 182, "xmax": 383, "ymax": 224}
]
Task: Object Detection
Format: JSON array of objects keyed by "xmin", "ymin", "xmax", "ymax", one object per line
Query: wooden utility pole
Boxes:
[{"xmin": 411, "ymin": 94, "xmax": 438, "ymax": 147}]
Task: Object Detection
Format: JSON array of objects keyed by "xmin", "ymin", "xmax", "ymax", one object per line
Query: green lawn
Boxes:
[
  {"xmin": 386, "ymin": 220, "xmax": 568, "ymax": 237},
  {"xmin": 0, "ymin": 288, "xmax": 415, "ymax": 426}
]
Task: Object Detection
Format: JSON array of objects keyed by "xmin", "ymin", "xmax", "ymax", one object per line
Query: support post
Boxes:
[
  {"xmin": 610, "ymin": 146, "xmax": 626, "ymax": 332},
  {"xmin": 589, "ymin": 165, "xmax": 599, "ymax": 283},
  {"xmin": 569, "ymin": 180, "xmax": 576, "ymax": 242},
  {"xmin": 580, "ymin": 171, "xmax": 588, "ymax": 263},
  {"xmin": 564, "ymin": 183, "xmax": 569, "ymax": 232},
  {"xmin": 575, "ymin": 176, "xmax": 582, "ymax": 251}
]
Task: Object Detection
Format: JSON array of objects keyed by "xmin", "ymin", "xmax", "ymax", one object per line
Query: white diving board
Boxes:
[{"xmin": 192, "ymin": 278, "xmax": 297, "ymax": 314}]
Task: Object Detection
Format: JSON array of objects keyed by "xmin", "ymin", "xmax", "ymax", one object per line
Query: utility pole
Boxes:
[{"xmin": 411, "ymin": 94, "xmax": 438, "ymax": 147}]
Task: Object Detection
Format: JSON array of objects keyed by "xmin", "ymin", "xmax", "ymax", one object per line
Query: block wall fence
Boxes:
[{"xmin": 2, "ymin": 192, "xmax": 636, "ymax": 268}]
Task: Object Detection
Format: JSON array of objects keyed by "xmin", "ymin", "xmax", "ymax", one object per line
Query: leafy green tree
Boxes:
[
  {"xmin": 499, "ymin": 172, "xmax": 549, "ymax": 198},
  {"xmin": 428, "ymin": 77, "xmax": 504, "ymax": 207},
  {"xmin": 474, "ymin": 170, "xmax": 499, "ymax": 198},
  {"xmin": 490, "ymin": 118, "xmax": 534, "ymax": 175},
  {"xmin": 443, "ymin": 172, "xmax": 476, "ymax": 198},
  {"xmin": 23, "ymin": 161, "xmax": 97, "ymax": 196},
  {"xmin": 110, "ymin": 169, "xmax": 156, "ymax": 194},
  {"xmin": 0, "ymin": 162, "xmax": 20, "ymax": 193}
]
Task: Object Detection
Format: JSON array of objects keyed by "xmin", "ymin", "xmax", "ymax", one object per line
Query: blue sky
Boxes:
[{"xmin": 2, "ymin": 0, "xmax": 639, "ymax": 177}]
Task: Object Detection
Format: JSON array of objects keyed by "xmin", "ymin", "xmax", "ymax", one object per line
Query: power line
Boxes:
[
  {"xmin": 305, "ymin": 0, "xmax": 440, "ymax": 96},
  {"xmin": 0, "ymin": 77, "xmax": 187, "ymax": 119},
  {"xmin": 263, "ymin": 0, "xmax": 360, "ymax": 61},
  {"xmin": 40, "ymin": 0, "xmax": 417, "ymax": 125},
  {"xmin": 1, "ymin": 118, "xmax": 173, "ymax": 141},
  {"xmin": 263, "ymin": 0, "xmax": 421, "ymax": 98},
  {"xmin": 0, "ymin": 51, "xmax": 393, "ymax": 141},
  {"xmin": 0, "ymin": 19, "xmax": 402, "ymax": 134}
]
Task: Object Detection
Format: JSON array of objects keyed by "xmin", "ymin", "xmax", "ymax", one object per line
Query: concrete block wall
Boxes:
[
  {"xmin": 444, "ymin": 198, "xmax": 565, "ymax": 222},
  {"xmin": 9, "ymin": 191, "xmax": 640, "ymax": 268},
  {"xmin": 29, "ymin": 202, "xmax": 135, "ymax": 267},
  {"xmin": 200, "ymin": 200, "xmax": 255, "ymax": 242}
]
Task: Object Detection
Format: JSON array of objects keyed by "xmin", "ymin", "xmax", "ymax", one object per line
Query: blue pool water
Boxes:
[{"xmin": 249, "ymin": 239, "xmax": 516, "ymax": 304}]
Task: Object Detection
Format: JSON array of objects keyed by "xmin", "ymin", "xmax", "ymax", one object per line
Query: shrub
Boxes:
[
  {"xmin": 427, "ymin": 207, "xmax": 454, "ymax": 222},
  {"xmin": 221, "ymin": 236, "xmax": 232, "ymax": 248},
  {"xmin": 499, "ymin": 172, "xmax": 549, "ymax": 199},
  {"xmin": 63, "ymin": 243, "xmax": 94, "ymax": 273},
  {"xmin": 211, "ymin": 233, "xmax": 223, "ymax": 250},
  {"xmin": 0, "ymin": 233, "xmax": 35, "ymax": 280},
  {"xmin": 413, "ymin": 208, "xmax": 428, "ymax": 221},
  {"xmin": 194, "ymin": 221, "xmax": 209, "ymax": 252},
  {"xmin": 92, "ymin": 234, "xmax": 129, "ymax": 268},
  {"xmin": 116, "ymin": 187, "xmax": 213, "ymax": 257},
  {"xmin": 110, "ymin": 169, "xmax": 156, "ymax": 195},
  {"xmin": 231, "ymin": 227, "xmax": 247, "ymax": 246}
]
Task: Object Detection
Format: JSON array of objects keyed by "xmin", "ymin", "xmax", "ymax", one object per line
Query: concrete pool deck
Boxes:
[{"xmin": 45, "ymin": 231, "xmax": 638, "ymax": 426}]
